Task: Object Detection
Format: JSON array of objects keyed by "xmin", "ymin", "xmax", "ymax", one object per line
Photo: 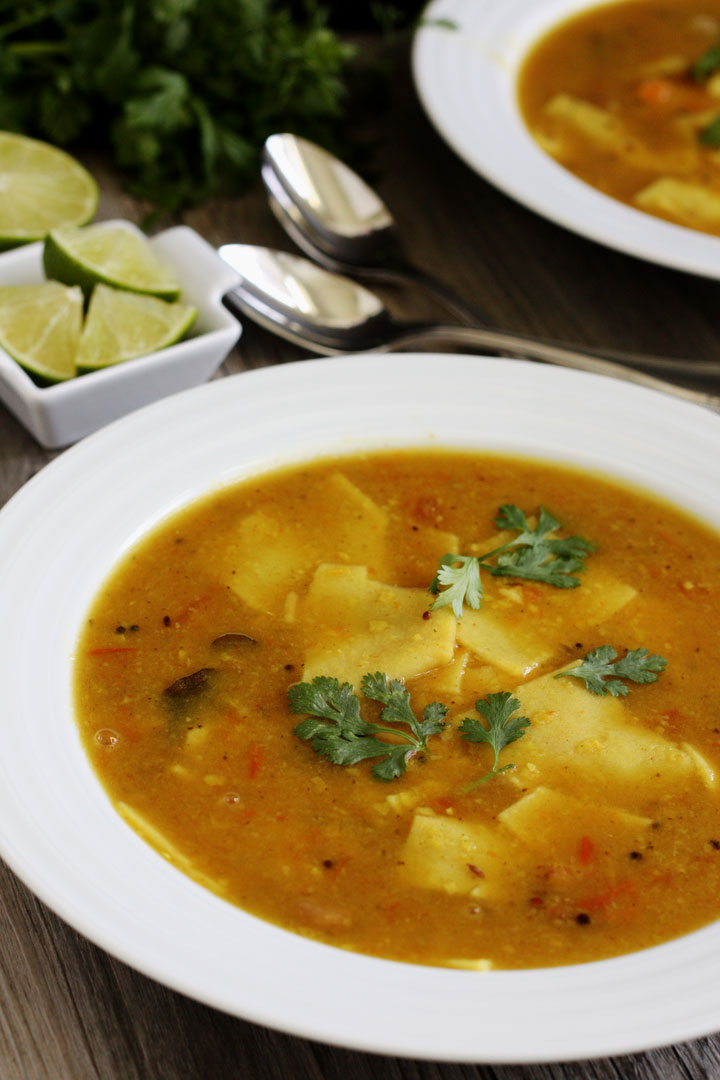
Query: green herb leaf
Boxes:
[
  {"xmin": 458, "ymin": 691, "xmax": 530, "ymax": 789},
  {"xmin": 555, "ymin": 645, "xmax": 668, "ymax": 697},
  {"xmin": 699, "ymin": 113, "xmax": 720, "ymax": 147},
  {"xmin": 429, "ymin": 553, "xmax": 483, "ymax": 618},
  {"xmin": 289, "ymin": 673, "xmax": 448, "ymax": 782},
  {"xmin": 692, "ymin": 43, "xmax": 720, "ymax": 82},
  {"xmin": 0, "ymin": 0, "xmax": 356, "ymax": 211},
  {"xmin": 429, "ymin": 505, "xmax": 594, "ymax": 616},
  {"xmin": 490, "ymin": 505, "xmax": 594, "ymax": 585}
]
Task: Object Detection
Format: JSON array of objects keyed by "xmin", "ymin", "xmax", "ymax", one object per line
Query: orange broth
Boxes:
[
  {"xmin": 519, "ymin": 0, "xmax": 720, "ymax": 235},
  {"xmin": 73, "ymin": 450, "xmax": 720, "ymax": 970}
]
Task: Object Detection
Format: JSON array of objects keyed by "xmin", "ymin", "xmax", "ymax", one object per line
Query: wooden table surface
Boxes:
[{"xmin": 2, "ymin": 38, "xmax": 720, "ymax": 1080}]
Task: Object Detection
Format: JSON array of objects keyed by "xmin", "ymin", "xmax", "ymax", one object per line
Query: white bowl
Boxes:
[
  {"xmin": 413, "ymin": 0, "xmax": 720, "ymax": 279},
  {"xmin": 0, "ymin": 354, "xmax": 719, "ymax": 1063},
  {"xmin": 0, "ymin": 220, "xmax": 242, "ymax": 448}
]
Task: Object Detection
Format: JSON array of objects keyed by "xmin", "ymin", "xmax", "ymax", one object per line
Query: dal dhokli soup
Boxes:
[
  {"xmin": 73, "ymin": 449, "xmax": 720, "ymax": 970},
  {"xmin": 519, "ymin": 0, "xmax": 720, "ymax": 235}
]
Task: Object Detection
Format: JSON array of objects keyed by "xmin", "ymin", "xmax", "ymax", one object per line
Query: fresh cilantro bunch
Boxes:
[
  {"xmin": 0, "ymin": 0, "xmax": 355, "ymax": 210},
  {"xmin": 289, "ymin": 672, "xmax": 448, "ymax": 781},
  {"xmin": 458, "ymin": 691, "xmax": 530, "ymax": 789},
  {"xmin": 556, "ymin": 646, "xmax": 667, "ymax": 697},
  {"xmin": 430, "ymin": 504, "xmax": 594, "ymax": 618}
]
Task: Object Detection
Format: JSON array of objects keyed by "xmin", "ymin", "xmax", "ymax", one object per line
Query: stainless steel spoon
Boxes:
[
  {"xmin": 218, "ymin": 244, "xmax": 720, "ymax": 410},
  {"xmin": 262, "ymin": 133, "xmax": 720, "ymax": 382},
  {"xmin": 261, "ymin": 132, "xmax": 485, "ymax": 326}
]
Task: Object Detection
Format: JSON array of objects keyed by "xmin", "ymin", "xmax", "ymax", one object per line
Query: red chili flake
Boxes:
[
  {"xmin": 578, "ymin": 834, "xmax": 595, "ymax": 864},
  {"xmin": 467, "ymin": 864, "xmax": 485, "ymax": 878},
  {"xmin": 662, "ymin": 707, "xmax": 684, "ymax": 723},
  {"xmin": 529, "ymin": 896, "xmax": 544, "ymax": 907},
  {"xmin": 422, "ymin": 610, "xmax": 431, "ymax": 620},
  {"xmin": 248, "ymin": 744, "xmax": 264, "ymax": 779}
]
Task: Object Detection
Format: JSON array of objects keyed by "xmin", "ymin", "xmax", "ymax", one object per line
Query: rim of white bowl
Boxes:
[
  {"xmin": 0, "ymin": 353, "xmax": 719, "ymax": 1063},
  {"xmin": 413, "ymin": 0, "xmax": 720, "ymax": 280}
]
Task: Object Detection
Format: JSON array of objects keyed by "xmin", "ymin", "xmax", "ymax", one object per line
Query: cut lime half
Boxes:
[
  {"xmin": 0, "ymin": 282, "xmax": 83, "ymax": 382},
  {"xmin": 77, "ymin": 284, "xmax": 197, "ymax": 371},
  {"xmin": 0, "ymin": 133, "xmax": 97, "ymax": 250},
  {"xmin": 44, "ymin": 224, "xmax": 181, "ymax": 301}
]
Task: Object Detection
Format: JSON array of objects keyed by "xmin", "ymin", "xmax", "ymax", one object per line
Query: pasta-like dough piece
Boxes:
[
  {"xmin": 545, "ymin": 93, "xmax": 698, "ymax": 173},
  {"xmin": 498, "ymin": 786, "xmax": 652, "ymax": 862},
  {"xmin": 401, "ymin": 810, "xmax": 513, "ymax": 897},
  {"xmin": 456, "ymin": 608, "xmax": 554, "ymax": 679},
  {"xmin": 224, "ymin": 473, "xmax": 389, "ymax": 613},
  {"xmin": 635, "ymin": 177, "xmax": 720, "ymax": 229},
  {"xmin": 456, "ymin": 570, "xmax": 636, "ymax": 678},
  {"xmin": 509, "ymin": 669, "xmax": 703, "ymax": 799},
  {"xmin": 302, "ymin": 564, "xmax": 456, "ymax": 685}
]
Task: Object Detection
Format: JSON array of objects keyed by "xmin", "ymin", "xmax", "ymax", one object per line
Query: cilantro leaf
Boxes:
[
  {"xmin": 0, "ymin": 1, "xmax": 356, "ymax": 212},
  {"xmin": 699, "ymin": 114, "xmax": 720, "ymax": 147},
  {"xmin": 361, "ymin": 672, "xmax": 448, "ymax": 743},
  {"xmin": 458, "ymin": 691, "xmax": 530, "ymax": 789},
  {"xmin": 555, "ymin": 646, "xmax": 668, "ymax": 697},
  {"xmin": 429, "ymin": 505, "xmax": 594, "ymax": 616},
  {"xmin": 290, "ymin": 673, "xmax": 447, "ymax": 782},
  {"xmin": 692, "ymin": 43, "xmax": 720, "ymax": 82},
  {"xmin": 490, "ymin": 504, "xmax": 594, "ymax": 586},
  {"xmin": 429, "ymin": 553, "xmax": 483, "ymax": 618}
]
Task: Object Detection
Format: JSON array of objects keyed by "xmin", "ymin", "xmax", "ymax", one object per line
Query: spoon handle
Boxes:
[
  {"xmin": 357, "ymin": 260, "xmax": 486, "ymax": 327},
  {"xmin": 381, "ymin": 324, "xmax": 720, "ymax": 410}
]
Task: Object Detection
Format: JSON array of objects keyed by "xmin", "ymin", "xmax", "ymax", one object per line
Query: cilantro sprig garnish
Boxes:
[
  {"xmin": 289, "ymin": 672, "xmax": 448, "ymax": 782},
  {"xmin": 429, "ymin": 505, "xmax": 594, "ymax": 618},
  {"xmin": 555, "ymin": 646, "xmax": 668, "ymax": 697},
  {"xmin": 458, "ymin": 692, "xmax": 530, "ymax": 790},
  {"xmin": 692, "ymin": 43, "xmax": 720, "ymax": 82},
  {"xmin": 0, "ymin": 3, "xmax": 355, "ymax": 212}
]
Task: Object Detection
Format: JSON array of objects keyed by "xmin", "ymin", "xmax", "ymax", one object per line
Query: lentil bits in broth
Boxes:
[
  {"xmin": 519, "ymin": 0, "xmax": 720, "ymax": 235},
  {"xmin": 74, "ymin": 450, "xmax": 720, "ymax": 970}
]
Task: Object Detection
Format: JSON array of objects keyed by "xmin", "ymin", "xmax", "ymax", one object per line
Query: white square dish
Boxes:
[{"xmin": 0, "ymin": 220, "xmax": 242, "ymax": 448}]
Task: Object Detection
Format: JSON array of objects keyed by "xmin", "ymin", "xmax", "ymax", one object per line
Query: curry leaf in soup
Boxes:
[
  {"xmin": 555, "ymin": 646, "xmax": 668, "ymax": 697},
  {"xmin": 289, "ymin": 673, "xmax": 447, "ymax": 782},
  {"xmin": 458, "ymin": 691, "xmax": 530, "ymax": 789}
]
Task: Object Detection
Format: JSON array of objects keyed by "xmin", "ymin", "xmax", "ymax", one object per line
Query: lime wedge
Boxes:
[
  {"xmin": 44, "ymin": 224, "xmax": 181, "ymax": 301},
  {"xmin": 0, "ymin": 283, "xmax": 82, "ymax": 382},
  {"xmin": 0, "ymin": 133, "xmax": 97, "ymax": 250},
  {"xmin": 77, "ymin": 284, "xmax": 197, "ymax": 371}
]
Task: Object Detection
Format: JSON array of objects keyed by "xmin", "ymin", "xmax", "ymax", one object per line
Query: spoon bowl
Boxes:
[{"xmin": 262, "ymin": 133, "xmax": 486, "ymax": 325}]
